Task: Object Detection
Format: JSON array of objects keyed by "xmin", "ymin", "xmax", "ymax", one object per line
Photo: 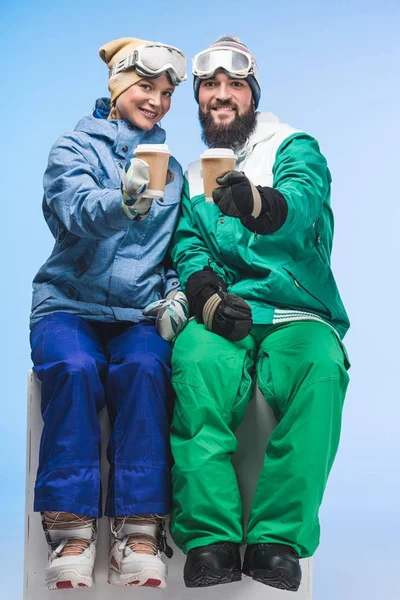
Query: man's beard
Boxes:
[{"xmin": 199, "ymin": 101, "xmax": 257, "ymax": 149}]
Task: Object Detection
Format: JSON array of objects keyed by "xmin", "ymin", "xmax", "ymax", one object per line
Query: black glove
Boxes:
[
  {"xmin": 185, "ymin": 267, "xmax": 252, "ymax": 342},
  {"xmin": 212, "ymin": 170, "xmax": 288, "ymax": 235}
]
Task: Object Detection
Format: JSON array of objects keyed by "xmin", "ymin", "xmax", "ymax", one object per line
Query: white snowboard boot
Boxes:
[
  {"xmin": 42, "ymin": 512, "xmax": 97, "ymax": 590},
  {"xmin": 108, "ymin": 514, "xmax": 173, "ymax": 588}
]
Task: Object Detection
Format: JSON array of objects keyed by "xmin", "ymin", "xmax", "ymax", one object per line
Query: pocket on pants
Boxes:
[
  {"xmin": 233, "ymin": 348, "xmax": 256, "ymax": 407},
  {"xmin": 256, "ymin": 350, "xmax": 282, "ymax": 419},
  {"xmin": 332, "ymin": 332, "xmax": 351, "ymax": 371}
]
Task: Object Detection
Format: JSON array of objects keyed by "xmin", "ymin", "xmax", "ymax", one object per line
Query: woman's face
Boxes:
[{"xmin": 114, "ymin": 73, "xmax": 174, "ymax": 130}]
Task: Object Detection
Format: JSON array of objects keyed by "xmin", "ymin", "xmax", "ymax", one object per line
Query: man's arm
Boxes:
[
  {"xmin": 170, "ymin": 177, "xmax": 227, "ymax": 287},
  {"xmin": 213, "ymin": 133, "xmax": 331, "ymax": 236},
  {"xmin": 271, "ymin": 133, "xmax": 331, "ymax": 235}
]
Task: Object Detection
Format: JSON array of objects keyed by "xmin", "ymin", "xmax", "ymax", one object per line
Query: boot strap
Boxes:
[{"xmin": 46, "ymin": 524, "xmax": 94, "ymax": 543}]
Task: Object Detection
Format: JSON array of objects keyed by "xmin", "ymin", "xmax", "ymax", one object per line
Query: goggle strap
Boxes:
[
  {"xmin": 195, "ymin": 69, "xmax": 252, "ymax": 80},
  {"xmin": 109, "ymin": 51, "xmax": 138, "ymax": 78}
]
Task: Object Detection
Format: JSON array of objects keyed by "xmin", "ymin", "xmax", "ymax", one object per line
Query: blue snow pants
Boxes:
[{"xmin": 30, "ymin": 312, "xmax": 173, "ymax": 518}]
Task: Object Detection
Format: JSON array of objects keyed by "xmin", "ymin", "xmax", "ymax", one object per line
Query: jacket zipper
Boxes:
[{"xmin": 284, "ymin": 269, "xmax": 332, "ymax": 319}]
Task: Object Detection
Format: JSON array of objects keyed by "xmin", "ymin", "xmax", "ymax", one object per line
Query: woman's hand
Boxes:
[
  {"xmin": 142, "ymin": 291, "xmax": 189, "ymax": 342},
  {"xmin": 122, "ymin": 158, "xmax": 150, "ymax": 202},
  {"xmin": 121, "ymin": 159, "xmax": 175, "ymax": 220},
  {"xmin": 121, "ymin": 158, "xmax": 153, "ymax": 219}
]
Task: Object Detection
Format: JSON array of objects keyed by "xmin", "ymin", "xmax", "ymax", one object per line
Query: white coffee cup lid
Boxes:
[
  {"xmin": 134, "ymin": 143, "xmax": 171, "ymax": 154},
  {"xmin": 200, "ymin": 148, "xmax": 236, "ymax": 159}
]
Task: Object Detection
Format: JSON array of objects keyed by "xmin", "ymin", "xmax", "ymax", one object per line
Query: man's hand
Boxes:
[
  {"xmin": 212, "ymin": 170, "xmax": 262, "ymax": 218},
  {"xmin": 205, "ymin": 292, "xmax": 253, "ymax": 341},
  {"xmin": 142, "ymin": 291, "xmax": 189, "ymax": 342},
  {"xmin": 186, "ymin": 267, "xmax": 252, "ymax": 341},
  {"xmin": 212, "ymin": 170, "xmax": 288, "ymax": 235}
]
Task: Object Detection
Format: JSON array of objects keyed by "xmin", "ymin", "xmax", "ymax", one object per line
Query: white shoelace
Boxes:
[{"xmin": 42, "ymin": 512, "xmax": 96, "ymax": 556}]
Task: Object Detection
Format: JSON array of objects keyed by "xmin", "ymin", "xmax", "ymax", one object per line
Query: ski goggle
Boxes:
[
  {"xmin": 109, "ymin": 43, "xmax": 187, "ymax": 86},
  {"xmin": 192, "ymin": 46, "xmax": 258, "ymax": 80}
]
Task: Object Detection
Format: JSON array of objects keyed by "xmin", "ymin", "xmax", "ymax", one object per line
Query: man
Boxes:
[{"xmin": 169, "ymin": 36, "xmax": 350, "ymax": 592}]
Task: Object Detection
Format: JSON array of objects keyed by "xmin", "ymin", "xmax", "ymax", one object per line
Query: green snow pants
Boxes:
[{"xmin": 170, "ymin": 319, "xmax": 350, "ymax": 558}]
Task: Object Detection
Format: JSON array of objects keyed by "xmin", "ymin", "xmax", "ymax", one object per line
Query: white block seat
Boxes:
[{"xmin": 24, "ymin": 370, "xmax": 312, "ymax": 599}]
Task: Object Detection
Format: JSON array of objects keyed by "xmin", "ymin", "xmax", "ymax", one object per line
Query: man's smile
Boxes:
[{"xmin": 212, "ymin": 106, "xmax": 235, "ymax": 112}]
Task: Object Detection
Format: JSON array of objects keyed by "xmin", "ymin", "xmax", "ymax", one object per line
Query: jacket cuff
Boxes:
[
  {"xmin": 121, "ymin": 198, "xmax": 150, "ymax": 222},
  {"xmin": 240, "ymin": 187, "xmax": 288, "ymax": 235},
  {"xmin": 164, "ymin": 278, "xmax": 181, "ymax": 298}
]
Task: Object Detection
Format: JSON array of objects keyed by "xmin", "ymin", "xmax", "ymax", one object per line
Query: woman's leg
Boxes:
[
  {"xmin": 30, "ymin": 312, "xmax": 107, "ymax": 589},
  {"xmin": 104, "ymin": 321, "xmax": 173, "ymax": 517},
  {"xmin": 104, "ymin": 322, "xmax": 173, "ymax": 588},
  {"xmin": 30, "ymin": 312, "xmax": 107, "ymax": 517}
]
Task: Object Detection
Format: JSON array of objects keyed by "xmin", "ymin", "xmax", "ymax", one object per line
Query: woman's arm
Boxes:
[{"xmin": 43, "ymin": 133, "xmax": 134, "ymax": 240}]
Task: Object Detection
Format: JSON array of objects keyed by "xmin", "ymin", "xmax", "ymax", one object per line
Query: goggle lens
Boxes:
[
  {"xmin": 193, "ymin": 48, "xmax": 253, "ymax": 78},
  {"xmin": 140, "ymin": 45, "xmax": 187, "ymax": 80}
]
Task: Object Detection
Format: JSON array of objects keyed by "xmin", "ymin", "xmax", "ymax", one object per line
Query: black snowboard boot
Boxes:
[
  {"xmin": 243, "ymin": 543, "xmax": 302, "ymax": 591},
  {"xmin": 184, "ymin": 542, "xmax": 242, "ymax": 588}
]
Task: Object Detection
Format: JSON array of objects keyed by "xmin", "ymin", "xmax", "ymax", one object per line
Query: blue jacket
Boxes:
[{"xmin": 30, "ymin": 98, "xmax": 183, "ymax": 328}]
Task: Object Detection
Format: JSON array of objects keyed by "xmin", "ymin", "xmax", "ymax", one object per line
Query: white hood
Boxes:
[{"xmin": 235, "ymin": 112, "xmax": 300, "ymax": 169}]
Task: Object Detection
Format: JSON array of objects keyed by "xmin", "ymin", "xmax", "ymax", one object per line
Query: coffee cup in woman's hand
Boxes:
[{"xmin": 134, "ymin": 143, "xmax": 172, "ymax": 198}]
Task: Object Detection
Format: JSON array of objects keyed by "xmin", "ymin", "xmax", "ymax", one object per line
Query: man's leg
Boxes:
[
  {"xmin": 104, "ymin": 322, "xmax": 173, "ymax": 588},
  {"xmin": 30, "ymin": 312, "xmax": 107, "ymax": 589},
  {"xmin": 170, "ymin": 320, "xmax": 256, "ymax": 586},
  {"xmin": 244, "ymin": 321, "xmax": 349, "ymax": 589}
]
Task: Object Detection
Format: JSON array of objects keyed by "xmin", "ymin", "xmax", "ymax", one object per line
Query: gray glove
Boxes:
[
  {"xmin": 142, "ymin": 291, "xmax": 189, "ymax": 342},
  {"xmin": 121, "ymin": 158, "xmax": 152, "ymax": 220}
]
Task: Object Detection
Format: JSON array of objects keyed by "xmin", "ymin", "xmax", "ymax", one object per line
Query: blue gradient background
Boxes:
[{"xmin": 1, "ymin": 1, "xmax": 399, "ymax": 598}]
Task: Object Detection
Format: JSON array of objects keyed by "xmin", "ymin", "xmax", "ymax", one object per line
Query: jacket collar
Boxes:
[{"xmin": 74, "ymin": 97, "xmax": 166, "ymax": 158}]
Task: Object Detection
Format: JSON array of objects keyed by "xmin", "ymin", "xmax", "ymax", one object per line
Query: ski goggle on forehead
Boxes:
[
  {"xmin": 192, "ymin": 47, "xmax": 258, "ymax": 79},
  {"xmin": 109, "ymin": 43, "xmax": 187, "ymax": 86}
]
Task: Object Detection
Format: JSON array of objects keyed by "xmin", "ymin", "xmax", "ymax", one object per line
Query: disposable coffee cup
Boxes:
[
  {"xmin": 134, "ymin": 143, "xmax": 171, "ymax": 198},
  {"xmin": 200, "ymin": 148, "xmax": 237, "ymax": 202}
]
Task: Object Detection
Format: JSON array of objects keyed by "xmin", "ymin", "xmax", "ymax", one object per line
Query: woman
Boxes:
[{"xmin": 29, "ymin": 37, "xmax": 188, "ymax": 590}]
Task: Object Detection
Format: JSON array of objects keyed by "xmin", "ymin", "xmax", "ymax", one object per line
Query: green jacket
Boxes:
[{"xmin": 171, "ymin": 113, "xmax": 349, "ymax": 339}]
